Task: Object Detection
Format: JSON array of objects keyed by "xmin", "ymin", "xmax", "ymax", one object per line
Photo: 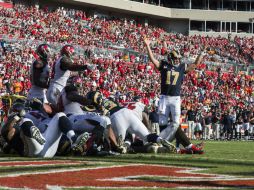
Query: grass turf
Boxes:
[{"xmin": 0, "ymin": 140, "xmax": 253, "ymax": 177}]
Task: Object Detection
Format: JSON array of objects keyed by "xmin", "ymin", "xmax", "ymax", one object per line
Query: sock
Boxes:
[
  {"xmin": 20, "ymin": 121, "xmax": 34, "ymax": 138},
  {"xmin": 59, "ymin": 116, "xmax": 73, "ymax": 135},
  {"xmin": 156, "ymin": 136, "xmax": 162, "ymax": 143},
  {"xmin": 187, "ymin": 144, "xmax": 193, "ymax": 149},
  {"xmin": 175, "ymin": 139, "xmax": 180, "ymax": 149},
  {"xmin": 175, "ymin": 126, "xmax": 191, "ymax": 147},
  {"xmin": 67, "ymin": 130, "xmax": 75, "ymax": 143},
  {"xmin": 159, "ymin": 125, "xmax": 167, "ymax": 131},
  {"xmin": 146, "ymin": 133, "xmax": 160, "ymax": 143},
  {"xmin": 124, "ymin": 140, "xmax": 131, "ymax": 148}
]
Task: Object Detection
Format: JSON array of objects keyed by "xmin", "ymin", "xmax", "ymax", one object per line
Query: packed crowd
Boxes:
[{"xmin": 0, "ymin": 4, "xmax": 253, "ymax": 143}]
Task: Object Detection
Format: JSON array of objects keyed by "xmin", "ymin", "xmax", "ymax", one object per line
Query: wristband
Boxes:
[{"xmin": 14, "ymin": 115, "xmax": 21, "ymax": 121}]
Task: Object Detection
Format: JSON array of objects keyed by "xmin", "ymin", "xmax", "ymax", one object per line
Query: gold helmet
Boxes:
[
  {"xmin": 86, "ymin": 91, "xmax": 103, "ymax": 106},
  {"xmin": 167, "ymin": 50, "xmax": 181, "ymax": 65}
]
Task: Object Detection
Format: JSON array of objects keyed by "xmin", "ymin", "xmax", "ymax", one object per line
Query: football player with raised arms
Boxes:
[
  {"xmin": 47, "ymin": 45, "xmax": 96, "ymax": 107},
  {"xmin": 144, "ymin": 37, "xmax": 205, "ymax": 154},
  {"xmin": 27, "ymin": 44, "xmax": 51, "ymax": 103}
]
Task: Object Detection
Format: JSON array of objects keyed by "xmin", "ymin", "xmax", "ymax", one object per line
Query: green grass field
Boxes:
[
  {"xmin": 83, "ymin": 140, "xmax": 254, "ymax": 177},
  {"xmin": 0, "ymin": 140, "xmax": 254, "ymax": 189}
]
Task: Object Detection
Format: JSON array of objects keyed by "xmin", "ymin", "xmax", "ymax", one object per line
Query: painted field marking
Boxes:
[{"xmin": 0, "ymin": 163, "xmax": 253, "ymax": 189}]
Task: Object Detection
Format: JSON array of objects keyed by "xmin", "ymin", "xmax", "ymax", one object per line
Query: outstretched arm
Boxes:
[
  {"xmin": 66, "ymin": 91, "xmax": 92, "ymax": 106},
  {"xmin": 60, "ymin": 57, "xmax": 96, "ymax": 71},
  {"xmin": 143, "ymin": 37, "xmax": 160, "ymax": 69},
  {"xmin": 185, "ymin": 46, "xmax": 207, "ymax": 73}
]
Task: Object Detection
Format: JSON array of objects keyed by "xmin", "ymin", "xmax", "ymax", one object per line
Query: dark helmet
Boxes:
[
  {"xmin": 36, "ymin": 44, "xmax": 51, "ymax": 60},
  {"xmin": 133, "ymin": 96, "xmax": 141, "ymax": 102},
  {"xmin": 29, "ymin": 98, "xmax": 43, "ymax": 111},
  {"xmin": 167, "ymin": 50, "xmax": 181, "ymax": 65},
  {"xmin": 11, "ymin": 102, "xmax": 26, "ymax": 117},
  {"xmin": 61, "ymin": 45, "xmax": 75, "ymax": 57},
  {"xmin": 86, "ymin": 91, "xmax": 103, "ymax": 105},
  {"xmin": 66, "ymin": 76, "xmax": 82, "ymax": 88}
]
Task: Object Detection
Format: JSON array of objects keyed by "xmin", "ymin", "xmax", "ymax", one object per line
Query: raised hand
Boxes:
[
  {"xmin": 87, "ymin": 64, "xmax": 96, "ymax": 71},
  {"xmin": 143, "ymin": 36, "xmax": 151, "ymax": 47}
]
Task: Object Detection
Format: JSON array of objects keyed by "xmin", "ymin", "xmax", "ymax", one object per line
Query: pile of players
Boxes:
[{"xmin": 0, "ymin": 44, "xmax": 204, "ymax": 158}]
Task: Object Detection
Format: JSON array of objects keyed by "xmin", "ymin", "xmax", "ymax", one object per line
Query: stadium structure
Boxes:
[{"xmin": 32, "ymin": 0, "xmax": 254, "ymax": 38}]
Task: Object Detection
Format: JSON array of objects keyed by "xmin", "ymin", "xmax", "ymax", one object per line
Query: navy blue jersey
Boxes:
[
  {"xmin": 159, "ymin": 60, "xmax": 186, "ymax": 96},
  {"xmin": 186, "ymin": 110, "xmax": 196, "ymax": 121},
  {"xmin": 149, "ymin": 111, "xmax": 159, "ymax": 123}
]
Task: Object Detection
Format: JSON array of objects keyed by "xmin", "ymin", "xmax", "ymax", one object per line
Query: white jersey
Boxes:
[
  {"xmin": 50, "ymin": 57, "xmax": 71, "ymax": 92},
  {"xmin": 124, "ymin": 102, "xmax": 145, "ymax": 121},
  {"xmin": 59, "ymin": 88, "xmax": 83, "ymax": 115},
  {"xmin": 28, "ymin": 60, "xmax": 50, "ymax": 102}
]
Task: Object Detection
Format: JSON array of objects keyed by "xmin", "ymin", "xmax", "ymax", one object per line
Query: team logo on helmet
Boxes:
[
  {"xmin": 167, "ymin": 50, "xmax": 181, "ymax": 66},
  {"xmin": 67, "ymin": 76, "xmax": 82, "ymax": 88},
  {"xmin": 36, "ymin": 44, "xmax": 51, "ymax": 60},
  {"xmin": 86, "ymin": 91, "xmax": 103, "ymax": 105},
  {"xmin": 61, "ymin": 45, "xmax": 75, "ymax": 57}
]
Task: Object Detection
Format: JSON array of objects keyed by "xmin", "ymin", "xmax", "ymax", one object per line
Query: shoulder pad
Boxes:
[{"xmin": 34, "ymin": 60, "xmax": 44, "ymax": 69}]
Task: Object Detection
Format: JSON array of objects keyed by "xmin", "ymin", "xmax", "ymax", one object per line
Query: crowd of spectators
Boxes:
[{"xmin": 0, "ymin": 4, "xmax": 253, "ymax": 140}]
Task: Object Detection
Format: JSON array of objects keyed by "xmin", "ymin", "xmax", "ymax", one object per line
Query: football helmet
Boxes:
[
  {"xmin": 167, "ymin": 50, "xmax": 181, "ymax": 66},
  {"xmin": 29, "ymin": 98, "xmax": 43, "ymax": 111},
  {"xmin": 133, "ymin": 96, "xmax": 141, "ymax": 102},
  {"xmin": 61, "ymin": 45, "xmax": 75, "ymax": 57},
  {"xmin": 86, "ymin": 91, "xmax": 103, "ymax": 105},
  {"xmin": 67, "ymin": 76, "xmax": 82, "ymax": 88},
  {"xmin": 10, "ymin": 102, "xmax": 26, "ymax": 117},
  {"xmin": 36, "ymin": 44, "xmax": 51, "ymax": 60}
]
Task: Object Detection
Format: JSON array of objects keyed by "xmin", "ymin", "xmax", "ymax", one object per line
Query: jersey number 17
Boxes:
[{"xmin": 166, "ymin": 71, "xmax": 179, "ymax": 85}]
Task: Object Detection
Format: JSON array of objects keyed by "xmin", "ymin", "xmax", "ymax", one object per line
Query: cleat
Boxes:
[
  {"xmin": 30, "ymin": 126, "xmax": 46, "ymax": 145},
  {"xmin": 116, "ymin": 135, "xmax": 128, "ymax": 154},
  {"xmin": 184, "ymin": 144, "xmax": 204, "ymax": 154},
  {"xmin": 160, "ymin": 139, "xmax": 177, "ymax": 153},
  {"xmin": 190, "ymin": 144, "xmax": 204, "ymax": 154},
  {"xmin": 108, "ymin": 150, "xmax": 120, "ymax": 156},
  {"xmin": 146, "ymin": 143, "xmax": 160, "ymax": 153},
  {"xmin": 157, "ymin": 146, "xmax": 172, "ymax": 153},
  {"xmin": 72, "ymin": 132, "xmax": 90, "ymax": 152},
  {"xmin": 178, "ymin": 148, "xmax": 193, "ymax": 154},
  {"xmin": 195, "ymin": 141, "xmax": 205, "ymax": 149},
  {"xmin": 117, "ymin": 145, "xmax": 128, "ymax": 154}
]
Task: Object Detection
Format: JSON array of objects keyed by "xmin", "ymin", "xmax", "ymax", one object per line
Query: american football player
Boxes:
[
  {"xmin": 144, "ymin": 37, "xmax": 205, "ymax": 154},
  {"xmin": 47, "ymin": 45, "xmax": 96, "ymax": 107},
  {"xmin": 2, "ymin": 98, "xmax": 89, "ymax": 157},
  {"xmin": 27, "ymin": 44, "xmax": 51, "ymax": 103},
  {"xmin": 87, "ymin": 91, "xmax": 177, "ymax": 154},
  {"xmin": 1, "ymin": 101, "xmax": 26, "ymax": 156},
  {"xmin": 124, "ymin": 96, "xmax": 152, "ymax": 131},
  {"xmin": 57, "ymin": 78, "xmax": 120, "ymax": 155}
]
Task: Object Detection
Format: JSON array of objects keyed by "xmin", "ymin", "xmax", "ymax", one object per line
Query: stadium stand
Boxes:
[{"xmin": 0, "ymin": 2, "xmax": 253, "ymax": 147}]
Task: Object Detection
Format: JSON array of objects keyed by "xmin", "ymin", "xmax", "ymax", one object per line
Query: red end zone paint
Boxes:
[{"xmin": 0, "ymin": 164, "xmax": 253, "ymax": 189}]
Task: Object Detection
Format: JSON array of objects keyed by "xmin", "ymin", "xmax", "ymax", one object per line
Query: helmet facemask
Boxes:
[
  {"xmin": 168, "ymin": 51, "xmax": 181, "ymax": 67},
  {"xmin": 37, "ymin": 44, "xmax": 51, "ymax": 61},
  {"xmin": 61, "ymin": 45, "xmax": 75, "ymax": 58}
]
